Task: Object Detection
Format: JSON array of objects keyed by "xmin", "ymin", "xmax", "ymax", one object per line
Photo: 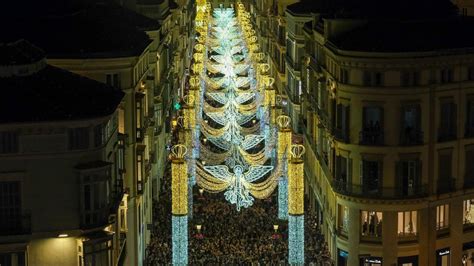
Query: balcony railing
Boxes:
[
  {"xmin": 400, "ymin": 129, "xmax": 423, "ymax": 145},
  {"xmin": 333, "ymin": 127, "xmax": 350, "ymax": 143},
  {"xmin": 464, "ymin": 177, "xmax": 474, "ymax": 189},
  {"xmin": 437, "ymin": 178, "xmax": 456, "ymax": 194},
  {"xmin": 466, "ymin": 126, "xmax": 474, "ymax": 138},
  {"xmin": 0, "ymin": 212, "xmax": 31, "ymax": 236},
  {"xmin": 331, "ymin": 179, "xmax": 428, "ymax": 199},
  {"xmin": 438, "ymin": 129, "xmax": 457, "ymax": 142},
  {"xmin": 359, "ymin": 130, "xmax": 384, "ymax": 145},
  {"xmin": 285, "ymin": 54, "xmax": 301, "ymax": 71},
  {"xmin": 398, "ymin": 232, "xmax": 418, "ymax": 243},
  {"xmin": 136, "ymin": 128, "xmax": 144, "ymax": 142}
]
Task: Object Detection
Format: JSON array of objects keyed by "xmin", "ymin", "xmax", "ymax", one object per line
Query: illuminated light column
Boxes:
[
  {"xmin": 288, "ymin": 144, "xmax": 305, "ymax": 265},
  {"xmin": 183, "ymin": 95, "xmax": 196, "ymax": 220},
  {"xmin": 171, "ymin": 144, "xmax": 188, "ymax": 265},
  {"xmin": 277, "ymin": 115, "xmax": 292, "ymax": 220}
]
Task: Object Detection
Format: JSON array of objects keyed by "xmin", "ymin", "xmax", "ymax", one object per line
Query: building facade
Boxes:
[
  {"xmin": 298, "ymin": 7, "xmax": 474, "ymax": 266},
  {"xmin": 0, "ymin": 40, "xmax": 125, "ymax": 266}
]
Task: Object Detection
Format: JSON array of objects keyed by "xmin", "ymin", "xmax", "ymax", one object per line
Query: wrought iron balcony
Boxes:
[
  {"xmin": 331, "ymin": 179, "xmax": 428, "ymax": 199},
  {"xmin": 437, "ymin": 178, "xmax": 456, "ymax": 194},
  {"xmin": 400, "ymin": 129, "xmax": 423, "ymax": 145},
  {"xmin": 0, "ymin": 212, "xmax": 31, "ymax": 236},
  {"xmin": 333, "ymin": 127, "xmax": 350, "ymax": 143},
  {"xmin": 359, "ymin": 130, "xmax": 384, "ymax": 145},
  {"xmin": 438, "ymin": 129, "xmax": 457, "ymax": 142}
]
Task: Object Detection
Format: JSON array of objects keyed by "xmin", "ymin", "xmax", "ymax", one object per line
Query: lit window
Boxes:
[
  {"xmin": 361, "ymin": 211, "xmax": 382, "ymax": 237},
  {"xmin": 463, "ymin": 199, "xmax": 474, "ymax": 225},
  {"xmin": 398, "ymin": 211, "xmax": 417, "ymax": 236},
  {"xmin": 436, "ymin": 204, "xmax": 450, "ymax": 230}
]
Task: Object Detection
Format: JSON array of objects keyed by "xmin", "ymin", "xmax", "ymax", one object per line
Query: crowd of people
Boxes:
[{"xmin": 144, "ymin": 159, "xmax": 334, "ymax": 265}]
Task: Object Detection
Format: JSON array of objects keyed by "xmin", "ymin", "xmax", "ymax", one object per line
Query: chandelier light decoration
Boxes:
[
  {"xmin": 189, "ymin": 2, "xmax": 287, "ymax": 212},
  {"xmin": 288, "ymin": 144, "xmax": 305, "ymax": 265}
]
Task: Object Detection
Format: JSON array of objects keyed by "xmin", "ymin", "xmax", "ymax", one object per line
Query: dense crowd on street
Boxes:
[{"xmin": 145, "ymin": 160, "xmax": 333, "ymax": 265}]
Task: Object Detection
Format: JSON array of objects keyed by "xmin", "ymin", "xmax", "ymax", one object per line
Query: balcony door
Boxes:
[{"xmin": 361, "ymin": 160, "xmax": 382, "ymax": 193}]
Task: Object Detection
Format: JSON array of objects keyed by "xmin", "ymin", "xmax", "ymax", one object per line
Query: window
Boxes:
[
  {"xmin": 338, "ymin": 205, "xmax": 349, "ymax": 235},
  {"xmin": 361, "ymin": 106, "xmax": 384, "ymax": 145},
  {"xmin": 363, "ymin": 71, "xmax": 383, "ymax": 86},
  {"xmin": 80, "ymin": 168, "xmax": 111, "ymax": 227},
  {"xmin": 0, "ymin": 131, "xmax": 19, "ymax": 154},
  {"xmin": 400, "ymin": 104, "xmax": 422, "ymax": 145},
  {"xmin": 339, "ymin": 69, "xmax": 349, "ymax": 84},
  {"xmin": 440, "ymin": 68, "xmax": 454, "ymax": 83},
  {"xmin": 466, "ymin": 98, "xmax": 474, "ymax": 137},
  {"xmin": 361, "ymin": 211, "xmax": 382, "ymax": 237},
  {"xmin": 0, "ymin": 252, "xmax": 26, "ymax": 266},
  {"xmin": 363, "ymin": 71, "xmax": 372, "ymax": 86},
  {"xmin": 68, "ymin": 127, "xmax": 89, "ymax": 150},
  {"xmin": 361, "ymin": 159, "xmax": 382, "ymax": 193},
  {"xmin": 136, "ymin": 149, "xmax": 144, "ymax": 194},
  {"xmin": 401, "ymin": 71, "xmax": 421, "ymax": 87},
  {"xmin": 83, "ymin": 237, "xmax": 113, "ymax": 266},
  {"xmin": 468, "ymin": 66, "xmax": 474, "ymax": 81},
  {"xmin": 398, "ymin": 211, "xmax": 418, "ymax": 236},
  {"xmin": 106, "ymin": 73, "xmax": 120, "ymax": 89},
  {"xmin": 436, "ymin": 204, "xmax": 450, "ymax": 230},
  {"xmin": 466, "ymin": 149, "xmax": 474, "ymax": 188},
  {"xmin": 438, "ymin": 101, "xmax": 457, "ymax": 141},
  {"xmin": 463, "ymin": 199, "xmax": 474, "ymax": 226},
  {"xmin": 396, "ymin": 160, "xmax": 422, "ymax": 196},
  {"xmin": 335, "ymin": 104, "xmax": 350, "ymax": 142},
  {"xmin": 0, "ymin": 181, "xmax": 22, "ymax": 234},
  {"xmin": 438, "ymin": 150, "xmax": 454, "ymax": 194}
]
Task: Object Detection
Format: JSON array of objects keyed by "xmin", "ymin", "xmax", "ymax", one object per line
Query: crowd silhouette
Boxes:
[{"xmin": 145, "ymin": 160, "xmax": 333, "ymax": 265}]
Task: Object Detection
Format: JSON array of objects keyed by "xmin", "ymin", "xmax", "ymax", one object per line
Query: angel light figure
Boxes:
[{"xmin": 204, "ymin": 164, "xmax": 273, "ymax": 211}]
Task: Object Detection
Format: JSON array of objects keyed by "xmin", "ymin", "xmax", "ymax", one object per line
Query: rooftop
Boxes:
[
  {"xmin": 329, "ymin": 17, "xmax": 474, "ymax": 52},
  {"xmin": 0, "ymin": 41, "xmax": 124, "ymax": 124},
  {"xmin": 0, "ymin": 2, "xmax": 158, "ymax": 59},
  {"xmin": 287, "ymin": 0, "xmax": 458, "ymax": 19},
  {"xmin": 0, "ymin": 40, "xmax": 45, "ymax": 65}
]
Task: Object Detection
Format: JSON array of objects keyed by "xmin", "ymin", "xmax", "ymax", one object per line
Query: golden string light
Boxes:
[
  {"xmin": 288, "ymin": 145, "xmax": 305, "ymax": 215},
  {"xmin": 171, "ymin": 145, "xmax": 188, "ymax": 215}
]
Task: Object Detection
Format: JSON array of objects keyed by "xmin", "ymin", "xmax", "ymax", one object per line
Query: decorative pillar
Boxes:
[
  {"xmin": 183, "ymin": 95, "xmax": 196, "ymax": 220},
  {"xmin": 171, "ymin": 145, "xmax": 188, "ymax": 265},
  {"xmin": 277, "ymin": 115, "xmax": 292, "ymax": 220},
  {"xmin": 288, "ymin": 145, "xmax": 305, "ymax": 265}
]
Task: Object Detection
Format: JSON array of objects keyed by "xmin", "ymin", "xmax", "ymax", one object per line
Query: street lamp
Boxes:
[
  {"xmin": 273, "ymin": 224, "xmax": 279, "ymax": 233},
  {"xmin": 199, "ymin": 188, "xmax": 204, "ymax": 197},
  {"xmin": 196, "ymin": 224, "xmax": 202, "ymax": 234}
]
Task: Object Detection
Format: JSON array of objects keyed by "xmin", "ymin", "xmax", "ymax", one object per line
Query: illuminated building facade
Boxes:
[
  {"xmin": 0, "ymin": 40, "xmax": 124, "ymax": 266},
  {"xmin": 0, "ymin": 1, "xmax": 194, "ymax": 265},
  {"xmin": 251, "ymin": 0, "xmax": 474, "ymax": 265},
  {"xmin": 297, "ymin": 1, "xmax": 474, "ymax": 265}
]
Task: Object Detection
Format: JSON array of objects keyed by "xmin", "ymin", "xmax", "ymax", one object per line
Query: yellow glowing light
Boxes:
[
  {"xmin": 288, "ymin": 145, "xmax": 305, "ymax": 215},
  {"xmin": 172, "ymin": 158, "xmax": 188, "ymax": 215},
  {"xmin": 58, "ymin": 234, "xmax": 68, "ymax": 238}
]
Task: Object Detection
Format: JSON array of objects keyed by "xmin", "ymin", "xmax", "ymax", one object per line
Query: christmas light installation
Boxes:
[
  {"xmin": 277, "ymin": 116, "xmax": 292, "ymax": 220},
  {"xmin": 171, "ymin": 144, "xmax": 188, "ymax": 265},
  {"xmin": 192, "ymin": 4, "xmax": 284, "ymax": 211},
  {"xmin": 288, "ymin": 145, "xmax": 305, "ymax": 265}
]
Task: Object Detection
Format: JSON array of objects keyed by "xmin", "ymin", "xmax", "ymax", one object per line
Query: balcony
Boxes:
[
  {"xmin": 400, "ymin": 129, "xmax": 423, "ymax": 145},
  {"xmin": 331, "ymin": 179, "xmax": 428, "ymax": 199},
  {"xmin": 437, "ymin": 178, "xmax": 456, "ymax": 194},
  {"xmin": 464, "ymin": 176, "xmax": 474, "ymax": 189},
  {"xmin": 333, "ymin": 127, "xmax": 350, "ymax": 143},
  {"xmin": 136, "ymin": 128, "xmax": 144, "ymax": 142},
  {"xmin": 466, "ymin": 126, "xmax": 474, "ymax": 138},
  {"xmin": 398, "ymin": 232, "xmax": 418, "ymax": 243},
  {"xmin": 438, "ymin": 129, "xmax": 457, "ymax": 142},
  {"xmin": 137, "ymin": 180, "xmax": 143, "ymax": 195},
  {"xmin": 359, "ymin": 130, "xmax": 384, "ymax": 145},
  {"xmin": 0, "ymin": 212, "xmax": 31, "ymax": 236},
  {"xmin": 285, "ymin": 54, "xmax": 301, "ymax": 71}
]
